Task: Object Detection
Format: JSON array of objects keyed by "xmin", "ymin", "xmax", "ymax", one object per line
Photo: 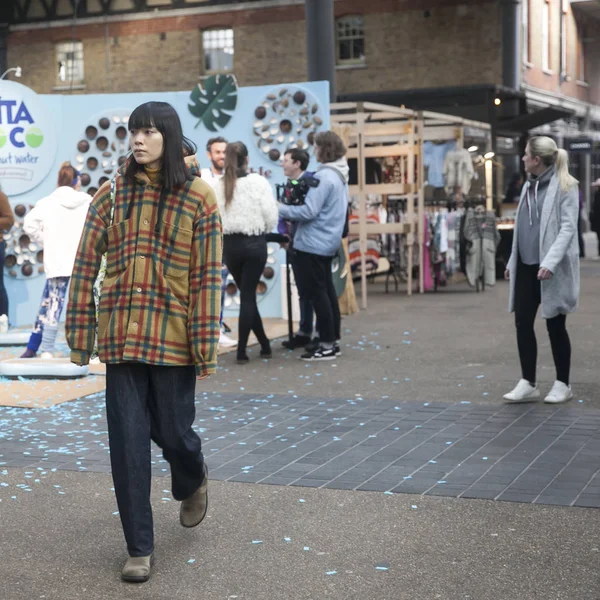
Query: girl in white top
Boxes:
[
  {"xmin": 21, "ymin": 162, "xmax": 92, "ymax": 358},
  {"xmin": 213, "ymin": 142, "xmax": 278, "ymax": 364}
]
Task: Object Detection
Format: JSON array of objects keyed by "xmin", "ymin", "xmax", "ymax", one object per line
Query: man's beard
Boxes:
[{"xmin": 211, "ymin": 160, "xmax": 224, "ymax": 174}]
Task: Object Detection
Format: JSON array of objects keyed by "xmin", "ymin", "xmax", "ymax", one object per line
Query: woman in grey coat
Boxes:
[{"xmin": 504, "ymin": 136, "xmax": 580, "ymax": 404}]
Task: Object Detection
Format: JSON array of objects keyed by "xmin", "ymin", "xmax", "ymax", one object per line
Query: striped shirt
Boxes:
[{"xmin": 66, "ymin": 158, "xmax": 223, "ymax": 378}]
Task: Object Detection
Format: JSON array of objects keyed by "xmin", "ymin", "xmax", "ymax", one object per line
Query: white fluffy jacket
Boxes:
[
  {"xmin": 214, "ymin": 173, "xmax": 278, "ymax": 235},
  {"xmin": 24, "ymin": 186, "xmax": 92, "ymax": 279}
]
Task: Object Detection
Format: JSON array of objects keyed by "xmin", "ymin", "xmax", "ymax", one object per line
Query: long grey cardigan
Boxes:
[{"xmin": 507, "ymin": 174, "xmax": 580, "ymax": 319}]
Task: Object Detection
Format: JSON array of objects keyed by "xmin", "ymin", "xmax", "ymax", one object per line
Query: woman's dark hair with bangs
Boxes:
[{"xmin": 125, "ymin": 101, "xmax": 197, "ymax": 189}]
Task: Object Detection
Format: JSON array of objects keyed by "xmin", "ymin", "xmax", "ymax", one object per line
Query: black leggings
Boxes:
[
  {"xmin": 293, "ymin": 249, "xmax": 341, "ymax": 345},
  {"xmin": 514, "ymin": 261, "xmax": 571, "ymax": 385},
  {"xmin": 223, "ymin": 234, "xmax": 269, "ymax": 356}
]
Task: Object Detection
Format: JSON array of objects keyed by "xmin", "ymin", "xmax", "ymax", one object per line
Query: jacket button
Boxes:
[
  {"xmin": 143, "ymin": 219, "xmax": 149, "ymax": 225},
  {"xmin": 139, "ymin": 255, "xmax": 145, "ymax": 260},
  {"xmin": 132, "ymin": 322, "xmax": 138, "ymax": 328},
  {"xmin": 136, "ymin": 287, "xmax": 142, "ymax": 293}
]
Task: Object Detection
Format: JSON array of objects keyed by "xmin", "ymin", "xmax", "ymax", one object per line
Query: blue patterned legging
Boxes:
[{"xmin": 27, "ymin": 277, "xmax": 70, "ymax": 352}]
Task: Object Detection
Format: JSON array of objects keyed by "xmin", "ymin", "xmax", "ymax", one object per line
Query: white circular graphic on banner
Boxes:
[{"xmin": 0, "ymin": 81, "xmax": 58, "ymax": 196}]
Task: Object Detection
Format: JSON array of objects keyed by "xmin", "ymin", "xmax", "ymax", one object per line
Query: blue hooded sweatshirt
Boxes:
[{"xmin": 278, "ymin": 159, "xmax": 349, "ymax": 257}]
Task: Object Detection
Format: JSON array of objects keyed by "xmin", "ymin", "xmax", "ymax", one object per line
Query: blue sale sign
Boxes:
[{"xmin": 0, "ymin": 81, "xmax": 58, "ymax": 196}]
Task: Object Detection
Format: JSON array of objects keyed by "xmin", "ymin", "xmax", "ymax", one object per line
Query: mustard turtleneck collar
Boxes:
[{"xmin": 144, "ymin": 165, "xmax": 161, "ymax": 184}]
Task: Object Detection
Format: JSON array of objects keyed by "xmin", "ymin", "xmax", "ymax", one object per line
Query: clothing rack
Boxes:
[{"xmin": 330, "ymin": 102, "xmax": 493, "ymax": 308}]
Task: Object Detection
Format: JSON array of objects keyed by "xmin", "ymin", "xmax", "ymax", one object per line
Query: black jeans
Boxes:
[
  {"xmin": 290, "ymin": 250, "xmax": 316, "ymax": 337},
  {"xmin": 0, "ymin": 240, "xmax": 8, "ymax": 317},
  {"xmin": 105, "ymin": 363, "xmax": 205, "ymax": 557},
  {"xmin": 223, "ymin": 234, "xmax": 269, "ymax": 355},
  {"xmin": 514, "ymin": 261, "xmax": 571, "ymax": 385},
  {"xmin": 293, "ymin": 249, "xmax": 341, "ymax": 345}
]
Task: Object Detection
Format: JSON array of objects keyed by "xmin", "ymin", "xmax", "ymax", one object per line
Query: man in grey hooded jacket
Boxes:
[{"xmin": 278, "ymin": 131, "xmax": 349, "ymax": 362}]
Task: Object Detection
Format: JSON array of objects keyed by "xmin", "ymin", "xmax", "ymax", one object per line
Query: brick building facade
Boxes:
[
  {"xmin": 5, "ymin": 0, "xmax": 507, "ymax": 97},
  {"xmin": 3, "ymin": 0, "xmax": 600, "ymax": 191},
  {"xmin": 4, "ymin": 1, "xmax": 599, "ymax": 114}
]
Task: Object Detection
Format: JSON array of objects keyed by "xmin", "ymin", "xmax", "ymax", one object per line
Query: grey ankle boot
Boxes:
[
  {"xmin": 180, "ymin": 465, "xmax": 208, "ymax": 528},
  {"xmin": 121, "ymin": 554, "xmax": 154, "ymax": 583}
]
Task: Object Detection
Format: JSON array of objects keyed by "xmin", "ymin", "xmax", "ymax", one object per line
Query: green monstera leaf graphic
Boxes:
[{"xmin": 189, "ymin": 75, "xmax": 238, "ymax": 132}]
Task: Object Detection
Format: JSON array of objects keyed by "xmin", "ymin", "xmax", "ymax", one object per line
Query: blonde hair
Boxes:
[{"xmin": 528, "ymin": 136, "xmax": 578, "ymax": 192}]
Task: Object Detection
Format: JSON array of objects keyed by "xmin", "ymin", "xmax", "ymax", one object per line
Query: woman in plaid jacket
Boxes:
[{"xmin": 66, "ymin": 102, "xmax": 222, "ymax": 583}]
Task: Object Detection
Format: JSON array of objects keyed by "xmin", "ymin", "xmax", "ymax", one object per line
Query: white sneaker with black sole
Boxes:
[
  {"xmin": 503, "ymin": 379, "xmax": 540, "ymax": 403},
  {"xmin": 301, "ymin": 346, "xmax": 337, "ymax": 361}
]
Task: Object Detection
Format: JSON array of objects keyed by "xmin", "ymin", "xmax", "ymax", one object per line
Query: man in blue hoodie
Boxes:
[{"xmin": 278, "ymin": 131, "xmax": 349, "ymax": 361}]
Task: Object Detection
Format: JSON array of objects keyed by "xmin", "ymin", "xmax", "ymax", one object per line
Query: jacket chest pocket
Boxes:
[
  {"xmin": 159, "ymin": 222, "xmax": 193, "ymax": 279},
  {"xmin": 106, "ymin": 220, "xmax": 134, "ymax": 277}
]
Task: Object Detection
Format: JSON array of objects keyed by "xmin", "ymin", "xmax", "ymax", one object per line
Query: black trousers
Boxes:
[
  {"xmin": 514, "ymin": 261, "xmax": 571, "ymax": 385},
  {"xmin": 106, "ymin": 363, "xmax": 204, "ymax": 557},
  {"xmin": 293, "ymin": 249, "xmax": 341, "ymax": 345},
  {"xmin": 290, "ymin": 249, "xmax": 317, "ymax": 337},
  {"xmin": 223, "ymin": 234, "xmax": 269, "ymax": 355}
]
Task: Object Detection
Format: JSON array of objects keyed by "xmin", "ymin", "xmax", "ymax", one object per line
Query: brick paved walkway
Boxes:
[{"xmin": 2, "ymin": 391, "xmax": 599, "ymax": 508}]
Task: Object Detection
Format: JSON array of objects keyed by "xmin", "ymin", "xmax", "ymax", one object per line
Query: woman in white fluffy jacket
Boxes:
[
  {"xmin": 504, "ymin": 136, "xmax": 580, "ymax": 404},
  {"xmin": 213, "ymin": 142, "xmax": 278, "ymax": 364},
  {"xmin": 21, "ymin": 162, "xmax": 92, "ymax": 358}
]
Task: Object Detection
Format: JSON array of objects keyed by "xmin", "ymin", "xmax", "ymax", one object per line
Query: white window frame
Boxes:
[
  {"xmin": 542, "ymin": 0, "xmax": 551, "ymax": 73},
  {"xmin": 335, "ymin": 15, "xmax": 365, "ymax": 66},
  {"xmin": 560, "ymin": 0, "xmax": 568, "ymax": 78},
  {"xmin": 577, "ymin": 23, "xmax": 586, "ymax": 83},
  {"xmin": 202, "ymin": 28, "xmax": 234, "ymax": 74},
  {"xmin": 522, "ymin": 0, "xmax": 530, "ymax": 64},
  {"xmin": 56, "ymin": 40, "xmax": 84, "ymax": 84}
]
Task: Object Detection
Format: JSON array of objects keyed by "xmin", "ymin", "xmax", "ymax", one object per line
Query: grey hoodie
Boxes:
[{"xmin": 518, "ymin": 166, "xmax": 555, "ymax": 265}]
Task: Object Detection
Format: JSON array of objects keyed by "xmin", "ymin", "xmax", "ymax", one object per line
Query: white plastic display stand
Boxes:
[
  {"xmin": 0, "ymin": 357, "xmax": 89, "ymax": 378},
  {"xmin": 0, "ymin": 331, "xmax": 31, "ymax": 346}
]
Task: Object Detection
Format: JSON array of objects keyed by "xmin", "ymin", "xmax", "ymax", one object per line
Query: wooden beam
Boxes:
[
  {"xmin": 348, "ymin": 222, "xmax": 412, "ymax": 235},
  {"xmin": 346, "ymin": 144, "xmax": 419, "ymax": 159}
]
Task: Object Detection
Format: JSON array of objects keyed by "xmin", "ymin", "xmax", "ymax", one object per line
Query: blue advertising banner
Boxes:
[{"xmin": 0, "ymin": 80, "xmax": 330, "ymax": 327}]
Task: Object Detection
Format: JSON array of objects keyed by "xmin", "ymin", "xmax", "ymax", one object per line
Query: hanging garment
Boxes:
[
  {"xmin": 423, "ymin": 214, "xmax": 434, "ymax": 291},
  {"xmin": 423, "ymin": 141, "xmax": 457, "ymax": 188},
  {"xmin": 463, "ymin": 209, "xmax": 501, "ymax": 287},
  {"xmin": 443, "ymin": 148, "xmax": 475, "ymax": 195},
  {"xmin": 445, "ymin": 210, "xmax": 464, "ymax": 276}
]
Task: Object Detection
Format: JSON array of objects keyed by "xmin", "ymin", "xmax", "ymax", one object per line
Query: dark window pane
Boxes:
[
  {"xmin": 339, "ymin": 40, "xmax": 352, "ymax": 61},
  {"xmin": 353, "ymin": 39, "xmax": 364, "ymax": 60}
]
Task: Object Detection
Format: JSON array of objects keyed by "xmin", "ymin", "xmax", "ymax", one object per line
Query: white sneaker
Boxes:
[
  {"xmin": 40, "ymin": 352, "xmax": 54, "ymax": 360},
  {"xmin": 219, "ymin": 332, "xmax": 237, "ymax": 348},
  {"xmin": 544, "ymin": 381, "xmax": 573, "ymax": 404},
  {"xmin": 503, "ymin": 379, "xmax": 540, "ymax": 403}
]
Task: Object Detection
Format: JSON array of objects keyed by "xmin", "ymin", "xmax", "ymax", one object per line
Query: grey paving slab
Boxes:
[
  {"xmin": 2, "ymin": 469, "xmax": 600, "ymax": 600},
  {"xmin": 2, "ymin": 391, "xmax": 600, "ymax": 507}
]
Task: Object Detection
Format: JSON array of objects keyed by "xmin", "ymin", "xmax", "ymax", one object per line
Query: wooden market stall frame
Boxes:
[{"xmin": 331, "ymin": 101, "xmax": 493, "ymax": 309}]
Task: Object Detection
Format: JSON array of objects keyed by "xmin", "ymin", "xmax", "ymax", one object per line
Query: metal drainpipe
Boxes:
[
  {"xmin": 0, "ymin": 26, "xmax": 8, "ymax": 78},
  {"xmin": 305, "ymin": 0, "xmax": 336, "ymax": 102},
  {"xmin": 500, "ymin": 0, "xmax": 522, "ymax": 174},
  {"xmin": 501, "ymin": 0, "xmax": 521, "ymax": 92}
]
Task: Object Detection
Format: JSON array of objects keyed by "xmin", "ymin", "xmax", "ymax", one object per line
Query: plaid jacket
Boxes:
[{"xmin": 66, "ymin": 157, "xmax": 223, "ymax": 378}]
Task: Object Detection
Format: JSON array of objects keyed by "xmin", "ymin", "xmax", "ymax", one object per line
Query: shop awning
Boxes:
[
  {"xmin": 497, "ymin": 106, "xmax": 575, "ymax": 135},
  {"xmin": 570, "ymin": 0, "xmax": 600, "ymax": 21},
  {"xmin": 337, "ymin": 84, "xmax": 573, "ymax": 137}
]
